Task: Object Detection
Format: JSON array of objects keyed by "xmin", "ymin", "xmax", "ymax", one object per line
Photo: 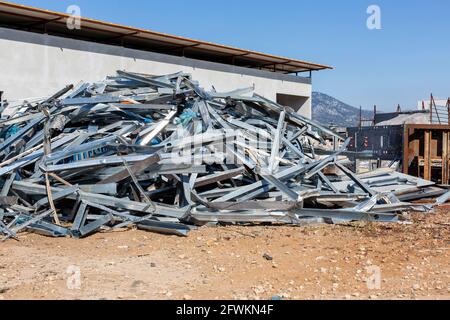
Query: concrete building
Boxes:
[{"xmin": 0, "ymin": 1, "xmax": 331, "ymax": 119}]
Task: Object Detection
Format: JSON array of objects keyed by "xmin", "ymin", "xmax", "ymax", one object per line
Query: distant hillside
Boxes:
[{"xmin": 312, "ymin": 92, "xmax": 372, "ymax": 127}]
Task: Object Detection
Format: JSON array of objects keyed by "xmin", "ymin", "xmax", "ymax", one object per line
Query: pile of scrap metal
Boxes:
[{"xmin": 0, "ymin": 71, "xmax": 448, "ymax": 240}]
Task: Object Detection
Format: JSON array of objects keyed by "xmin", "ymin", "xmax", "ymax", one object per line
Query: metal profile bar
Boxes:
[
  {"xmin": 77, "ymin": 214, "xmax": 113, "ymax": 238},
  {"xmin": 260, "ymin": 174, "xmax": 301, "ymax": 201},
  {"xmin": 34, "ymin": 185, "xmax": 79, "ymax": 209},
  {"xmin": 194, "ymin": 167, "xmax": 245, "ymax": 188},
  {"xmin": 140, "ymin": 110, "xmax": 177, "ymax": 146},
  {"xmin": 99, "ymin": 153, "xmax": 160, "ymax": 184},
  {"xmin": 12, "ymin": 181, "xmax": 188, "ymax": 218},
  {"xmin": 116, "ymin": 70, "xmax": 175, "ymax": 89},
  {"xmin": 137, "ymin": 219, "xmax": 191, "ymax": 237},
  {"xmin": 268, "ymin": 111, "xmax": 285, "ymax": 174},
  {"xmin": 335, "ymin": 163, "xmax": 377, "ymax": 196}
]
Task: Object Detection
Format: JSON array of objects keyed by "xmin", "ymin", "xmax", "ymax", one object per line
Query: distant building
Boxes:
[
  {"xmin": 417, "ymin": 96, "xmax": 450, "ymax": 125},
  {"xmin": 374, "ymin": 110, "xmax": 430, "ymax": 126},
  {"xmin": 418, "ymin": 99, "xmax": 449, "ymax": 110}
]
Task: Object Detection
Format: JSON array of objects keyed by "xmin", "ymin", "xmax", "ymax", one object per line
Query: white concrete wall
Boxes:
[
  {"xmin": 0, "ymin": 27, "xmax": 312, "ymax": 118},
  {"xmin": 277, "ymin": 93, "xmax": 311, "ymax": 118}
]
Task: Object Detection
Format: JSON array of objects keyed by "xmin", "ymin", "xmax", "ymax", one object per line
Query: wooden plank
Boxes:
[
  {"xmin": 403, "ymin": 126, "xmax": 409, "ymax": 175},
  {"xmin": 443, "ymin": 131, "xmax": 448, "ymax": 183},
  {"xmin": 424, "ymin": 130, "xmax": 431, "ymax": 181},
  {"xmin": 447, "ymin": 129, "xmax": 450, "ymax": 184}
]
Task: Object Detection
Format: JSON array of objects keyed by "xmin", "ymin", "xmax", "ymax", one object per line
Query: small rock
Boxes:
[
  {"xmin": 263, "ymin": 254, "xmax": 273, "ymax": 261},
  {"xmin": 344, "ymin": 294, "xmax": 352, "ymax": 300},
  {"xmin": 131, "ymin": 280, "xmax": 144, "ymax": 288},
  {"xmin": 253, "ymin": 286, "xmax": 265, "ymax": 294},
  {"xmin": 150, "ymin": 262, "xmax": 157, "ymax": 268},
  {"xmin": 183, "ymin": 295, "xmax": 192, "ymax": 300},
  {"xmin": 315, "ymin": 256, "xmax": 326, "ymax": 261},
  {"xmin": 117, "ymin": 245, "xmax": 129, "ymax": 249}
]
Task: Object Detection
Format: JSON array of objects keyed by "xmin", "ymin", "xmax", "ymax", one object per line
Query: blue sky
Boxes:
[{"xmin": 11, "ymin": 0, "xmax": 450, "ymax": 111}]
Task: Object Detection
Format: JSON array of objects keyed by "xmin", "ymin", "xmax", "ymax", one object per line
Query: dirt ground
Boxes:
[{"xmin": 0, "ymin": 208, "xmax": 449, "ymax": 300}]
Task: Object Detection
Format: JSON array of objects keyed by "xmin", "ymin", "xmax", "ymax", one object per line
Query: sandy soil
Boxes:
[{"xmin": 0, "ymin": 208, "xmax": 449, "ymax": 300}]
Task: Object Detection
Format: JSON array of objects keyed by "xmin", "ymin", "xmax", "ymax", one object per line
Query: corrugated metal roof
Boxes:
[{"xmin": 0, "ymin": 1, "xmax": 333, "ymax": 74}]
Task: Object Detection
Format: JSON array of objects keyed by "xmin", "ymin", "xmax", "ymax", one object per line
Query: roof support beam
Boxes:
[
  {"xmin": 0, "ymin": 4, "xmax": 332, "ymax": 74},
  {"xmin": 103, "ymin": 31, "xmax": 140, "ymax": 42}
]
